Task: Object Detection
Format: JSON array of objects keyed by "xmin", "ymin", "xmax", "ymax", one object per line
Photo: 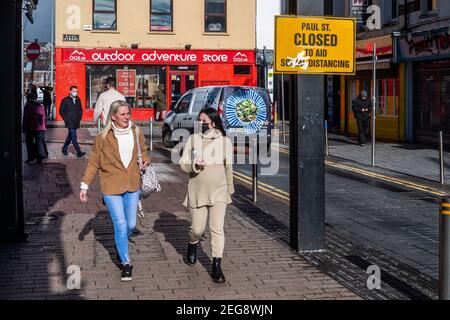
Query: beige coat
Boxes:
[
  {"xmin": 180, "ymin": 129, "xmax": 234, "ymax": 208},
  {"xmin": 82, "ymin": 125, "xmax": 149, "ymax": 195}
]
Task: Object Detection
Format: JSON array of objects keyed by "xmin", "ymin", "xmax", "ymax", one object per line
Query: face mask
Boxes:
[
  {"xmin": 71, "ymin": 92, "xmax": 77, "ymax": 97},
  {"xmin": 202, "ymin": 123, "xmax": 210, "ymax": 134}
]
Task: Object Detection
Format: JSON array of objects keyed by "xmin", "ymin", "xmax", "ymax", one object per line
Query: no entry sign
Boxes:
[
  {"xmin": 275, "ymin": 16, "xmax": 356, "ymax": 74},
  {"xmin": 26, "ymin": 42, "xmax": 41, "ymax": 61}
]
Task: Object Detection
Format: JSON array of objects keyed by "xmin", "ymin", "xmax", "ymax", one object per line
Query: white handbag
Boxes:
[{"xmin": 135, "ymin": 128, "xmax": 161, "ymax": 199}]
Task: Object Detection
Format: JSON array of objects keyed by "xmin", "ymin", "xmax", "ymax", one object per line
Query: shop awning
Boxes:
[{"xmin": 356, "ymin": 59, "xmax": 392, "ymax": 71}]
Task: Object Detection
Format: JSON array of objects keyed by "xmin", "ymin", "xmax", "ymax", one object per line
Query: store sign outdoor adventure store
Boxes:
[{"xmin": 62, "ymin": 49, "xmax": 255, "ymax": 65}]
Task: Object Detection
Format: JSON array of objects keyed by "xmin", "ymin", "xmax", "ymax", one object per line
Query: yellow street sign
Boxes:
[{"xmin": 275, "ymin": 16, "xmax": 356, "ymax": 74}]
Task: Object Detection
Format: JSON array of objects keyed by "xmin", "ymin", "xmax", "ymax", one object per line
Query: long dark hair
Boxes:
[{"xmin": 199, "ymin": 107, "xmax": 226, "ymax": 136}]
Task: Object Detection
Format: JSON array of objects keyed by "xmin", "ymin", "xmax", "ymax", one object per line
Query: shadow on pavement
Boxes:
[
  {"xmin": 153, "ymin": 211, "xmax": 213, "ymax": 274},
  {"xmin": 0, "ymin": 162, "xmax": 85, "ymax": 299},
  {"xmin": 79, "ymin": 210, "xmax": 122, "ymax": 269}
]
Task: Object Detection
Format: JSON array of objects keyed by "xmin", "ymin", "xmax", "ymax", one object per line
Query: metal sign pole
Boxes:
[
  {"xmin": 372, "ymin": 43, "xmax": 377, "ymax": 167},
  {"xmin": 281, "ymin": 73, "xmax": 286, "ymax": 143},
  {"xmin": 150, "ymin": 116, "xmax": 154, "ymax": 152},
  {"xmin": 288, "ymin": 0, "xmax": 325, "ymax": 252},
  {"xmin": 440, "ymin": 131, "xmax": 445, "ymax": 184}
]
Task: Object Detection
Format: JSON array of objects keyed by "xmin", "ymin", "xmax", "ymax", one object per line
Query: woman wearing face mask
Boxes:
[
  {"xmin": 179, "ymin": 107, "xmax": 234, "ymax": 283},
  {"xmin": 79, "ymin": 100, "xmax": 149, "ymax": 282}
]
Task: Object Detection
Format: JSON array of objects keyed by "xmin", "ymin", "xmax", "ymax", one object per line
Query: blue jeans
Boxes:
[
  {"xmin": 103, "ymin": 192, "xmax": 140, "ymax": 264},
  {"xmin": 62, "ymin": 128, "xmax": 81, "ymax": 154}
]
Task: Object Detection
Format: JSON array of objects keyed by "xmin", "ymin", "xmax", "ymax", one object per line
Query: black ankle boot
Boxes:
[
  {"xmin": 212, "ymin": 257, "xmax": 226, "ymax": 283},
  {"xmin": 186, "ymin": 243, "xmax": 197, "ymax": 266}
]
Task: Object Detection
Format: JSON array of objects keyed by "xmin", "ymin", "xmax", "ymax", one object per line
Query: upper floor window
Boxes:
[
  {"xmin": 421, "ymin": 0, "xmax": 437, "ymax": 14},
  {"xmin": 93, "ymin": 0, "xmax": 117, "ymax": 30},
  {"xmin": 150, "ymin": 0, "xmax": 173, "ymax": 31},
  {"xmin": 391, "ymin": 0, "xmax": 398, "ymax": 20},
  {"xmin": 205, "ymin": 0, "xmax": 227, "ymax": 33},
  {"xmin": 382, "ymin": 0, "xmax": 398, "ymax": 25}
]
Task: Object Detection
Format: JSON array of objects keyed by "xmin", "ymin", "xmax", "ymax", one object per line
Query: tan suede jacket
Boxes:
[{"xmin": 82, "ymin": 125, "xmax": 149, "ymax": 195}]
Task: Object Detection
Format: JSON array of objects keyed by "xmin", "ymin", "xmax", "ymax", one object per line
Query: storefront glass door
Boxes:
[{"xmin": 169, "ymin": 71, "xmax": 197, "ymax": 108}]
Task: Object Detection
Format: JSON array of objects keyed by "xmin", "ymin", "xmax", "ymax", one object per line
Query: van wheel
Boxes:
[{"xmin": 163, "ymin": 127, "xmax": 176, "ymax": 148}]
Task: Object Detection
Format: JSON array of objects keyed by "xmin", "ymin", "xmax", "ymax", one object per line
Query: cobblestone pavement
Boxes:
[{"xmin": 0, "ymin": 131, "xmax": 358, "ymax": 300}]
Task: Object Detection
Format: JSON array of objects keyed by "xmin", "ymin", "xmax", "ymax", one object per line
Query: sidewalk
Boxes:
[
  {"xmin": 273, "ymin": 129, "xmax": 450, "ymax": 193},
  {"xmin": 0, "ymin": 136, "xmax": 358, "ymax": 300},
  {"xmin": 327, "ymin": 133, "xmax": 450, "ymax": 188}
]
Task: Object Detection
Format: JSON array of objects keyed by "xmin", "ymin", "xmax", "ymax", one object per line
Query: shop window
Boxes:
[
  {"xmin": 86, "ymin": 65, "xmax": 166, "ymax": 109},
  {"xmin": 421, "ymin": 0, "xmax": 437, "ymax": 15},
  {"xmin": 150, "ymin": 0, "xmax": 173, "ymax": 31},
  {"xmin": 93, "ymin": 0, "xmax": 117, "ymax": 30},
  {"xmin": 234, "ymin": 65, "xmax": 252, "ymax": 75},
  {"xmin": 205, "ymin": 0, "xmax": 226, "ymax": 33},
  {"xmin": 415, "ymin": 64, "xmax": 450, "ymax": 137},
  {"xmin": 377, "ymin": 78, "xmax": 399, "ymax": 117}
]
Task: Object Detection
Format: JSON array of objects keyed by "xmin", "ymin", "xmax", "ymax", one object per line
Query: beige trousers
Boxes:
[{"xmin": 188, "ymin": 202, "xmax": 227, "ymax": 258}]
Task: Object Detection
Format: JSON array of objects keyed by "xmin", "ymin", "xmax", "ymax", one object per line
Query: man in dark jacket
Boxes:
[
  {"xmin": 59, "ymin": 86, "xmax": 86, "ymax": 157},
  {"xmin": 352, "ymin": 90, "xmax": 373, "ymax": 146}
]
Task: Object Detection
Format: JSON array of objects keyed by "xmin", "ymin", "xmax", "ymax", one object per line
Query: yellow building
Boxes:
[{"xmin": 55, "ymin": 0, "xmax": 258, "ymax": 121}]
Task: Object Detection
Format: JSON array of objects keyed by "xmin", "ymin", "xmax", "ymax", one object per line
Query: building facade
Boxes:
[
  {"xmin": 55, "ymin": 0, "xmax": 257, "ymax": 122},
  {"xmin": 336, "ymin": 0, "xmax": 450, "ymax": 144},
  {"xmin": 394, "ymin": 0, "xmax": 450, "ymax": 144}
]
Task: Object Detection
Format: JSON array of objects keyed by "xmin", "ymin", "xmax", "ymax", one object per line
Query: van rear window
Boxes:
[{"xmin": 221, "ymin": 87, "xmax": 271, "ymax": 134}]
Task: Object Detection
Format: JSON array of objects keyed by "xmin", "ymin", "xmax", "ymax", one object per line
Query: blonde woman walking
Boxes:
[
  {"xmin": 180, "ymin": 107, "xmax": 234, "ymax": 283},
  {"xmin": 80, "ymin": 100, "xmax": 149, "ymax": 281}
]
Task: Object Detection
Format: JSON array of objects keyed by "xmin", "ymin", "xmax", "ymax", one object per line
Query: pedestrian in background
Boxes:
[
  {"xmin": 59, "ymin": 86, "xmax": 86, "ymax": 157},
  {"xmin": 23, "ymin": 89, "xmax": 47, "ymax": 164},
  {"xmin": 155, "ymin": 84, "xmax": 166, "ymax": 121},
  {"xmin": 41, "ymin": 86, "xmax": 53, "ymax": 119},
  {"xmin": 94, "ymin": 77, "xmax": 126, "ymax": 126},
  {"xmin": 80, "ymin": 100, "xmax": 149, "ymax": 282},
  {"xmin": 352, "ymin": 90, "xmax": 373, "ymax": 146},
  {"xmin": 179, "ymin": 107, "xmax": 234, "ymax": 283}
]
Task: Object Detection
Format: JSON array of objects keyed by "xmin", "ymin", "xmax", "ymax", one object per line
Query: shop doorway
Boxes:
[{"xmin": 169, "ymin": 70, "xmax": 197, "ymax": 109}]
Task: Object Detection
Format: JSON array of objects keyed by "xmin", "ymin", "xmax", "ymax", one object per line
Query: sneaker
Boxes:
[
  {"xmin": 120, "ymin": 263, "xmax": 133, "ymax": 282},
  {"xmin": 130, "ymin": 228, "xmax": 143, "ymax": 238},
  {"xmin": 62, "ymin": 150, "xmax": 68, "ymax": 156},
  {"xmin": 77, "ymin": 152, "xmax": 86, "ymax": 158}
]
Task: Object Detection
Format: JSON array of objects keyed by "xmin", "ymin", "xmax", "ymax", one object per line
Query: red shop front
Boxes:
[{"xmin": 55, "ymin": 48, "xmax": 257, "ymax": 122}]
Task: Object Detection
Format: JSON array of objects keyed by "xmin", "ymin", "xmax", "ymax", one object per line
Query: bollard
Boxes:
[
  {"xmin": 440, "ymin": 197, "xmax": 450, "ymax": 300},
  {"xmin": 439, "ymin": 131, "xmax": 445, "ymax": 184},
  {"xmin": 252, "ymin": 135, "xmax": 258, "ymax": 203},
  {"xmin": 149, "ymin": 116, "xmax": 153, "ymax": 152},
  {"xmin": 325, "ymin": 120, "xmax": 329, "ymax": 156}
]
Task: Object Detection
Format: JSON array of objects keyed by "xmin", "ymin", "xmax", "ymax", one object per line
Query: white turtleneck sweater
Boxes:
[
  {"xmin": 112, "ymin": 121, "xmax": 134, "ymax": 169},
  {"xmin": 80, "ymin": 122, "xmax": 134, "ymax": 190}
]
